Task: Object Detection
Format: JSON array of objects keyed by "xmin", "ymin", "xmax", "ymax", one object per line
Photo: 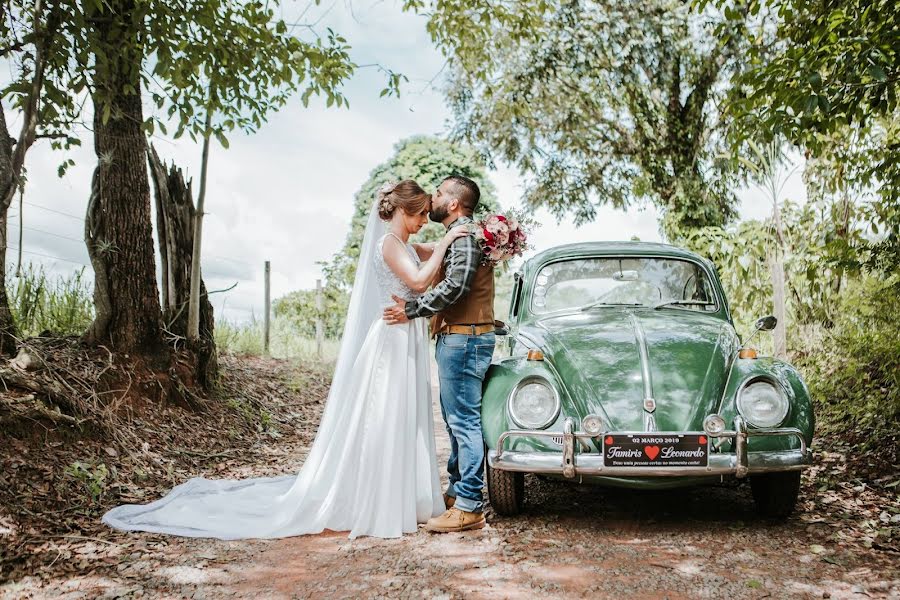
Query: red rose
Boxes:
[
  {"xmin": 496, "ymin": 215, "xmax": 507, "ymax": 222},
  {"xmin": 483, "ymin": 229, "xmax": 495, "ymax": 244}
]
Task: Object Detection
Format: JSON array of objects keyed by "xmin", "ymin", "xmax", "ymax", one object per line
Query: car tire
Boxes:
[
  {"xmin": 750, "ymin": 471, "xmax": 801, "ymax": 518},
  {"xmin": 485, "ymin": 455, "xmax": 525, "ymax": 516}
]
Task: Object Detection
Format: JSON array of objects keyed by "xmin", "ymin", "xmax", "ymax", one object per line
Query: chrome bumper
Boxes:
[{"xmin": 490, "ymin": 416, "xmax": 811, "ymax": 479}]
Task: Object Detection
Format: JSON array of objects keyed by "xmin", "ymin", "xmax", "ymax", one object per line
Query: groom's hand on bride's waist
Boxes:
[{"xmin": 383, "ymin": 295, "xmax": 410, "ymax": 325}]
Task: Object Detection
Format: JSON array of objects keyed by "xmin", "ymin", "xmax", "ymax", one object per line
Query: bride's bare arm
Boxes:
[
  {"xmin": 382, "ymin": 226, "xmax": 469, "ymax": 293},
  {"xmin": 412, "ymin": 242, "xmax": 436, "ymax": 261}
]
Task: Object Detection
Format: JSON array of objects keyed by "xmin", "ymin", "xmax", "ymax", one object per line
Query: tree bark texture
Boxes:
[
  {"xmin": 82, "ymin": 0, "xmax": 167, "ymax": 362},
  {"xmin": 148, "ymin": 144, "xmax": 219, "ymax": 390},
  {"xmin": 0, "ymin": 101, "xmax": 20, "ymax": 355}
]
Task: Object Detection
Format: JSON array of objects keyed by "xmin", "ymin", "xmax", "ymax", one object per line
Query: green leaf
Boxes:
[
  {"xmin": 869, "ymin": 65, "xmax": 887, "ymax": 82},
  {"xmin": 215, "ymin": 130, "xmax": 230, "ymax": 149},
  {"xmin": 805, "ymin": 94, "xmax": 818, "ymax": 114}
]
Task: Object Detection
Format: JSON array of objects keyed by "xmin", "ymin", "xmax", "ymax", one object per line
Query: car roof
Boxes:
[{"xmin": 524, "ymin": 241, "xmax": 711, "ymax": 270}]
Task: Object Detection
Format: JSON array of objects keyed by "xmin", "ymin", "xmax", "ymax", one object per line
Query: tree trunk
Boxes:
[
  {"xmin": 0, "ymin": 104, "xmax": 19, "ymax": 355},
  {"xmin": 82, "ymin": 0, "xmax": 168, "ymax": 363},
  {"xmin": 148, "ymin": 145, "xmax": 219, "ymax": 390},
  {"xmin": 0, "ymin": 212, "xmax": 16, "ymax": 356},
  {"xmin": 188, "ymin": 90, "xmax": 213, "ymax": 343},
  {"xmin": 0, "ymin": 0, "xmax": 55, "ymax": 355},
  {"xmin": 770, "ymin": 200, "xmax": 788, "ymax": 359}
]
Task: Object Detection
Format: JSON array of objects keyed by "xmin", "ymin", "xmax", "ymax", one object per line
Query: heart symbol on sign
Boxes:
[
  {"xmin": 644, "ymin": 445, "xmax": 660, "ymax": 460},
  {"xmin": 604, "ymin": 436, "xmax": 613, "ymax": 446},
  {"xmin": 699, "ymin": 435, "xmax": 708, "ymax": 445}
]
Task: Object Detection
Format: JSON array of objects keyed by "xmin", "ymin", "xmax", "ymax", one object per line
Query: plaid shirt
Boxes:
[{"xmin": 404, "ymin": 216, "xmax": 482, "ymax": 320}]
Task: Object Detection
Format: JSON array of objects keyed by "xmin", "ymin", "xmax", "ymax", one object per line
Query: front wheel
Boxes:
[
  {"xmin": 750, "ymin": 471, "xmax": 802, "ymax": 518},
  {"xmin": 485, "ymin": 453, "xmax": 525, "ymax": 516}
]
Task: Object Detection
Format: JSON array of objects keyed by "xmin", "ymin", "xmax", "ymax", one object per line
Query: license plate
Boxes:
[{"xmin": 603, "ymin": 433, "xmax": 709, "ymax": 467}]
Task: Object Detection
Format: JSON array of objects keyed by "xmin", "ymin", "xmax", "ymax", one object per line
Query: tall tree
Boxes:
[
  {"xmin": 79, "ymin": 0, "xmax": 355, "ymax": 359},
  {"xmin": 407, "ymin": 0, "xmax": 751, "ymax": 237},
  {"xmin": 0, "ymin": 0, "xmax": 80, "ymax": 354},
  {"xmin": 738, "ymin": 141, "xmax": 798, "ymax": 358},
  {"xmin": 716, "ymin": 0, "xmax": 900, "ymax": 274},
  {"xmin": 323, "ymin": 135, "xmax": 500, "ymax": 289},
  {"xmin": 0, "ymin": 0, "xmax": 357, "ymax": 359},
  {"xmin": 81, "ymin": 0, "xmax": 164, "ymax": 356}
]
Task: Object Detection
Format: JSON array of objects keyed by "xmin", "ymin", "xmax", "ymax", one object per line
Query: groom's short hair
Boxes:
[{"xmin": 443, "ymin": 175, "xmax": 480, "ymax": 215}]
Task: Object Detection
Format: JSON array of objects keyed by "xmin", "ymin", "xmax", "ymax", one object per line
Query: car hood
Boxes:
[{"xmin": 530, "ymin": 308, "xmax": 738, "ymax": 433}]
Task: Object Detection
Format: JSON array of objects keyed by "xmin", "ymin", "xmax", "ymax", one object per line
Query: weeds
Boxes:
[
  {"xmin": 64, "ymin": 461, "xmax": 109, "ymax": 502},
  {"xmin": 6, "ymin": 264, "xmax": 93, "ymax": 336},
  {"xmin": 215, "ymin": 315, "xmax": 340, "ymax": 362}
]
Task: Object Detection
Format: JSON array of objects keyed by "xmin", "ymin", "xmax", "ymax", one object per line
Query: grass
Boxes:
[
  {"xmin": 5, "ymin": 262, "xmax": 342, "ymax": 363},
  {"xmin": 5, "ymin": 264, "xmax": 94, "ymax": 337},
  {"xmin": 215, "ymin": 314, "xmax": 341, "ymax": 362}
]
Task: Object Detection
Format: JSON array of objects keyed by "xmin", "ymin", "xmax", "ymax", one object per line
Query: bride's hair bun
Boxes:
[
  {"xmin": 375, "ymin": 180, "xmax": 430, "ymax": 221},
  {"xmin": 377, "ymin": 181, "xmax": 399, "ymax": 220}
]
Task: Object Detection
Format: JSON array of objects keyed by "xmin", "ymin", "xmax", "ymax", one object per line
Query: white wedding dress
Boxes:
[{"xmin": 102, "ymin": 203, "xmax": 444, "ymax": 540}]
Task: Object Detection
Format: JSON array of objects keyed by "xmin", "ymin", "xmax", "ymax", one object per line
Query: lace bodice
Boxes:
[{"xmin": 375, "ymin": 233, "xmax": 420, "ymax": 306}]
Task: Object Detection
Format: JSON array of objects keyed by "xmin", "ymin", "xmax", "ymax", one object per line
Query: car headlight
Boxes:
[
  {"xmin": 508, "ymin": 377, "xmax": 560, "ymax": 430},
  {"xmin": 736, "ymin": 379, "xmax": 789, "ymax": 428}
]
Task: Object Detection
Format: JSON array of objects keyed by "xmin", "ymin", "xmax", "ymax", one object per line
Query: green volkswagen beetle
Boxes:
[{"xmin": 484, "ymin": 242, "xmax": 814, "ymax": 518}]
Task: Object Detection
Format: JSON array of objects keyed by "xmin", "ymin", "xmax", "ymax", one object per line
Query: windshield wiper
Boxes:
[
  {"xmin": 653, "ymin": 300, "xmax": 714, "ymax": 310},
  {"xmin": 580, "ymin": 301, "xmax": 645, "ymax": 312}
]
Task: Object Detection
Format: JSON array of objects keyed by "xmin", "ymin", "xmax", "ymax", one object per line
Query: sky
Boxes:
[{"xmin": 3, "ymin": 0, "xmax": 807, "ymax": 324}]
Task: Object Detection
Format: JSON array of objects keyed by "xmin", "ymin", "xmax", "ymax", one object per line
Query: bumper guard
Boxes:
[{"xmin": 490, "ymin": 416, "xmax": 811, "ymax": 479}]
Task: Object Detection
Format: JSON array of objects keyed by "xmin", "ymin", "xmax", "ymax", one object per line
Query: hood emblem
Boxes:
[{"xmin": 643, "ymin": 398, "xmax": 657, "ymax": 413}]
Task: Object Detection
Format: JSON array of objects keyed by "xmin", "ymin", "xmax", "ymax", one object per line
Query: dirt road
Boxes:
[
  {"xmin": 3, "ymin": 362, "xmax": 898, "ymax": 599},
  {"xmin": 215, "ymin": 383, "xmax": 900, "ymax": 600}
]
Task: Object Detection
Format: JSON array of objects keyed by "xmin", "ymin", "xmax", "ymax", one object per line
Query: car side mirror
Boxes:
[
  {"xmin": 754, "ymin": 315, "xmax": 777, "ymax": 332},
  {"xmin": 741, "ymin": 315, "xmax": 777, "ymax": 356},
  {"xmin": 494, "ymin": 320, "xmax": 509, "ymax": 336}
]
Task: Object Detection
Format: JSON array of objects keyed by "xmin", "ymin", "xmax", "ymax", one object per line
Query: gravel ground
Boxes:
[{"xmin": 3, "ymin": 360, "xmax": 898, "ymax": 600}]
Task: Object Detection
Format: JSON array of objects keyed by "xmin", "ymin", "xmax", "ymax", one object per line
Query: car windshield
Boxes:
[{"xmin": 531, "ymin": 257, "xmax": 718, "ymax": 314}]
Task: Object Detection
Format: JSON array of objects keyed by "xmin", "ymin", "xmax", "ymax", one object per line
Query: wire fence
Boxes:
[
  {"xmin": 3, "ymin": 204, "xmax": 305, "ymax": 324},
  {"xmin": 7, "ymin": 202, "xmax": 260, "ymax": 271}
]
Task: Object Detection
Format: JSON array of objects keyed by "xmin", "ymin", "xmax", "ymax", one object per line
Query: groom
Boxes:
[{"xmin": 383, "ymin": 174, "xmax": 495, "ymax": 533}]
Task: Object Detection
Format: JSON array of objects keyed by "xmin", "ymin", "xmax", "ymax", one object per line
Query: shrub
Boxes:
[{"xmin": 793, "ymin": 276, "xmax": 900, "ymax": 473}]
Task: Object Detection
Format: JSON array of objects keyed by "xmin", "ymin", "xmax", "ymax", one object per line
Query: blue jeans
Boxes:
[{"xmin": 435, "ymin": 332, "xmax": 496, "ymax": 514}]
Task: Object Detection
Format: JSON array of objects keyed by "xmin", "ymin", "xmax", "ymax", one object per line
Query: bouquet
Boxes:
[{"xmin": 472, "ymin": 210, "xmax": 535, "ymax": 268}]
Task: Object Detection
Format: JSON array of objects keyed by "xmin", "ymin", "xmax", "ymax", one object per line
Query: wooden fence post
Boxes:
[
  {"xmin": 264, "ymin": 260, "xmax": 271, "ymax": 356},
  {"xmin": 315, "ymin": 279, "xmax": 324, "ymax": 359}
]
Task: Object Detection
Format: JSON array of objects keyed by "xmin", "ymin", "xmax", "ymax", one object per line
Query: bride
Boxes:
[{"xmin": 102, "ymin": 180, "xmax": 469, "ymax": 539}]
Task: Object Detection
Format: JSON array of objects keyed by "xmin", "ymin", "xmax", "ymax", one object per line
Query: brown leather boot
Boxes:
[
  {"xmin": 425, "ymin": 507, "xmax": 486, "ymax": 533},
  {"xmin": 443, "ymin": 494, "xmax": 456, "ymax": 509}
]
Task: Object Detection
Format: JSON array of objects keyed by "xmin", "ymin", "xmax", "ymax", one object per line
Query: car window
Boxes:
[{"xmin": 531, "ymin": 257, "xmax": 718, "ymax": 314}]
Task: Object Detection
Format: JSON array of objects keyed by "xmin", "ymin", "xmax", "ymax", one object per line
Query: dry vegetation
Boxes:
[{"xmin": 0, "ymin": 350, "xmax": 331, "ymax": 587}]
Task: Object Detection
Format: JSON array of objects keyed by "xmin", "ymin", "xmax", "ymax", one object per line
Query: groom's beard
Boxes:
[{"xmin": 429, "ymin": 205, "xmax": 449, "ymax": 223}]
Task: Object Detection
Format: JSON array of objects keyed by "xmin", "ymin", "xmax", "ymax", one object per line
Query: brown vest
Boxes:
[{"xmin": 431, "ymin": 262, "xmax": 495, "ymax": 335}]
